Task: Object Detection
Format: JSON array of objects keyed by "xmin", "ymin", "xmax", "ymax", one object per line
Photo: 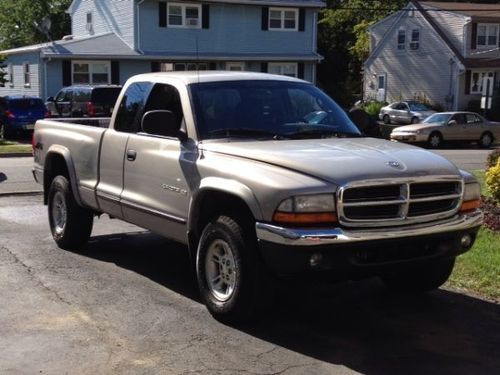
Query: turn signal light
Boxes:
[
  {"xmin": 460, "ymin": 199, "xmax": 480, "ymax": 213},
  {"xmin": 273, "ymin": 212, "xmax": 338, "ymax": 226}
]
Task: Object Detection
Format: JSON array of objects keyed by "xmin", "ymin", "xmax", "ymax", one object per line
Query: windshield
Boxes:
[
  {"xmin": 190, "ymin": 80, "xmax": 361, "ymax": 140},
  {"xmin": 423, "ymin": 113, "xmax": 451, "ymax": 125},
  {"xmin": 408, "ymin": 102, "xmax": 430, "ymax": 111}
]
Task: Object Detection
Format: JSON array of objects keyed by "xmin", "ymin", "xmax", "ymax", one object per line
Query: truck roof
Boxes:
[{"xmin": 127, "ymin": 71, "xmax": 307, "ymax": 85}]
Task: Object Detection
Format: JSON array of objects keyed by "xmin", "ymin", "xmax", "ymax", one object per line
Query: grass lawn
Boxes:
[
  {"xmin": 0, "ymin": 139, "xmax": 32, "ymax": 154},
  {"xmin": 446, "ymin": 170, "xmax": 499, "ymax": 301}
]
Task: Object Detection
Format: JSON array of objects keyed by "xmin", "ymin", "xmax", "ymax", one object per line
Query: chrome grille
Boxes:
[{"xmin": 337, "ymin": 178, "xmax": 463, "ymax": 227}]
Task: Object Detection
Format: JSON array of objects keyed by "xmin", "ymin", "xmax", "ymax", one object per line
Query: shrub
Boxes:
[
  {"xmin": 362, "ymin": 101, "xmax": 385, "ymax": 117},
  {"xmin": 485, "ymin": 161, "xmax": 500, "ymax": 203},
  {"xmin": 486, "ymin": 149, "xmax": 500, "ymax": 169},
  {"xmin": 481, "ymin": 196, "xmax": 500, "ymax": 232}
]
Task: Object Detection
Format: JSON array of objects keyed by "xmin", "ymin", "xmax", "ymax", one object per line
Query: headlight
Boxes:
[
  {"xmin": 461, "ymin": 182, "xmax": 481, "ymax": 212},
  {"xmin": 273, "ymin": 194, "xmax": 337, "ymax": 226}
]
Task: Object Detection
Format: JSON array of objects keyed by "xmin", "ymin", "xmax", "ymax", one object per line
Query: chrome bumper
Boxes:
[{"xmin": 255, "ymin": 211, "xmax": 482, "ymax": 247}]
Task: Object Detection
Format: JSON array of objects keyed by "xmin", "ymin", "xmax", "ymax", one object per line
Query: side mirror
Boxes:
[
  {"xmin": 141, "ymin": 110, "xmax": 187, "ymax": 141},
  {"xmin": 46, "ymin": 96, "xmax": 54, "ymax": 102},
  {"xmin": 448, "ymin": 120, "xmax": 457, "ymax": 126}
]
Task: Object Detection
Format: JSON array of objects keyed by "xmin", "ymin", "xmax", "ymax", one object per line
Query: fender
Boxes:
[
  {"xmin": 45, "ymin": 145, "xmax": 83, "ymax": 207},
  {"xmin": 188, "ymin": 177, "xmax": 263, "ymax": 234}
]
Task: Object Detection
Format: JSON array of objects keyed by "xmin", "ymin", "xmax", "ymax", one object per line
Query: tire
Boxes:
[
  {"xmin": 411, "ymin": 117, "xmax": 419, "ymax": 124},
  {"xmin": 382, "ymin": 257, "xmax": 455, "ymax": 293},
  {"xmin": 48, "ymin": 175, "xmax": 94, "ymax": 250},
  {"xmin": 0, "ymin": 123, "xmax": 12, "ymax": 140},
  {"xmin": 196, "ymin": 215, "xmax": 272, "ymax": 323},
  {"xmin": 479, "ymin": 132, "xmax": 493, "ymax": 149},
  {"xmin": 428, "ymin": 132, "xmax": 442, "ymax": 148},
  {"xmin": 383, "ymin": 115, "xmax": 391, "ymax": 124}
]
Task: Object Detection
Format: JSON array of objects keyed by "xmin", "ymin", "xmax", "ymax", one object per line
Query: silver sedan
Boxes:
[
  {"xmin": 379, "ymin": 101, "xmax": 435, "ymax": 124},
  {"xmin": 390, "ymin": 112, "xmax": 500, "ymax": 148}
]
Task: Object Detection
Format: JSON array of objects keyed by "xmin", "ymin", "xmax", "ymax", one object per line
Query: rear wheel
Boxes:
[
  {"xmin": 428, "ymin": 132, "xmax": 442, "ymax": 148},
  {"xmin": 0, "ymin": 123, "xmax": 12, "ymax": 140},
  {"xmin": 48, "ymin": 175, "xmax": 94, "ymax": 250},
  {"xmin": 383, "ymin": 115, "xmax": 391, "ymax": 124},
  {"xmin": 479, "ymin": 132, "xmax": 493, "ymax": 149},
  {"xmin": 382, "ymin": 257, "xmax": 455, "ymax": 293},
  {"xmin": 196, "ymin": 215, "xmax": 273, "ymax": 323}
]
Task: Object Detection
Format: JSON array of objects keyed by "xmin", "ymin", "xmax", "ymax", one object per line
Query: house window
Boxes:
[
  {"xmin": 167, "ymin": 3, "xmax": 201, "ymax": 28},
  {"xmin": 72, "ymin": 61, "xmax": 110, "ymax": 84},
  {"xmin": 470, "ymin": 71, "xmax": 494, "ymax": 94},
  {"xmin": 23, "ymin": 63, "xmax": 30, "ymax": 87},
  {"xmin": 226, "ymin": 62, "xmax": 245, "ymax": 71},
  {"xmin": 269, "ymin": 8, "xmax": 298, "ymax": 31},
  {"xmin": 86, "ymin": 11, "xmax": 93, "ymax": 33},
  {"xmin": 477, "ymin": 24, "xmax": 498, "ymax": 47},
  {"xmin": 397, "ymin": 29, "xmax": 406, "ymax": 50},
  {"xmin": 160, "ymin": 62, "xmax": 208, "ymax": 71},
  {"xmin": 410, "ymin": 29, "xmax": 420, "ymax": 50},
  {"xmin": 268, "ymin": 62, "xmax": 298, "ymax": 77}
]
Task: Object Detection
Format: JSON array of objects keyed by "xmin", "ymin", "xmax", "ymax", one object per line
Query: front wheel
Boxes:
[
  {"xmin": 381, "ymin": 257, "xmax": 455, "ymax": 293},
  {"xmin": 411, "ymin": 117, "xmax": 419, "ymax": 124},
  {"xmin": 48, "ymin": 175, "xmax": 94, "ymax": 250},
  {"xmin": 479, "ymin": 132, "xmax": 493, "ymax": 149},
  {"xmin": 196, "ymin": 215, "xmax": 272, "ymax": 323},
  {"xmin": 428, "ymin": 132, "xmax": 442, "ymax": 148},
  {"xmin": 383, "ymin": 115, "xmax": 391, "ymax": 124}
]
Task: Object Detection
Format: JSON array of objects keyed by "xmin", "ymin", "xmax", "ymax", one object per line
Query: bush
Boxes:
[
  {"xmin": 362, "ymin": 101, "xmax": 385, "ymax": 117},
  {"xmin": 486, "ymin": 149, "xmax": 500, "ymax": 169},
  {"xmin": 485, "ymin": 161, "xmax": 500, "ymax": 202}
]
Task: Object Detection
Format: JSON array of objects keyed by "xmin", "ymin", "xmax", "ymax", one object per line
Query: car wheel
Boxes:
[
  {"xmin": 196, "ymin": 215, "xmax": 273, "ymax": 323},
  {"xmin": 383, "ymin": 115, "xmax": 391, "ymax": 124},
  {"xmin": 48, "ymin": 175, "xmax": 94, "ymax": 250},
  {"xmin": 0, "ymin": 124, "xmax": 12, "ymax": 140},
  {"xmin": 382, "ymin": 257, "xmax": 455, "ymax": 293},
  {"xmin": 411, "ymin": 117, "xmax": 419, "ymax": 124},
  {"xmin": 479, "ymin": 132, "xmax": 493, "ymax": 149},
  {"xmin": 428, "ymin": 132, "xmax": 442, "ymax": 148}
]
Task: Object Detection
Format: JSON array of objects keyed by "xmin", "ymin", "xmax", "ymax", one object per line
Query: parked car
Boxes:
[
  {"xmin": 46, "ymin": 85, "xmax": 122, "ymax": 118},
  {"xmin": 390, "ymin": 112, "xmax": 500, "ymax": 148},
  {"xmin": 379, "ymin": 101, "xmax": 435, "ymax": 124},
  {"xmin": 0, "ymin": 96, "xmax": 48, "ymax": 139}
]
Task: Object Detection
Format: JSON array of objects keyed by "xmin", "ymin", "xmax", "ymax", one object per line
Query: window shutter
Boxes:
[
  {"xmin": 261, "ymin": 7, "xmax": 268, "ymax": 31},
  {"xmin": 261, "ymin": 62, "xmax": 268, "ymax": 73},
  {"xmin": 471, "ymin": 23, "xmax": 477, "ymax": 50},
  {"xmin": 151, "ymin": 62, "xmax": 161, "ymax": 72},
  {"xmin": 465, "ymin": 70, "xmax": 471, "ymax": 95},
  {"xmin": 298, "ymin": 63, "xmax": 304, "ymax": 79},
  {"xmin": 202, "ymin": 4, "xmax": 210, "ymax": 29},
  {"xmin": 111, "ymin": 61, "xmax": 120, "ymax": 84},
  {"xmin": 298, "ymin": 9, "xmax": 305, "ymax": 32},
  {"xmin": 62, "ymin": 60, "xmax": 72, "ymax": 86},
  {"xmin": 159, "ymin": 2, "xmax": 167, "ymax": 28}
]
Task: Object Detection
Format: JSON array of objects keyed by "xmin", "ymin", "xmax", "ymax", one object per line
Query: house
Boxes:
[
  {"xmin": 363, "ymin": 1, "xmax": 500, "ymax": 111},
  {"xmin": 0, "ymin": 0, "xmax": 324, "ymax": 100}
]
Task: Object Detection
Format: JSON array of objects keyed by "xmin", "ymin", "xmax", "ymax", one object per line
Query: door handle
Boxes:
[{"xmin": 126, "ymin": 149, "xmax": 137, "ymax": 161}]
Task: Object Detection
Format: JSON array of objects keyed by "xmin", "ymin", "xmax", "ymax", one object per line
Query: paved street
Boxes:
[{"xmin": 1, "ymin": 194, "xmax": 499, "ymax": 374}]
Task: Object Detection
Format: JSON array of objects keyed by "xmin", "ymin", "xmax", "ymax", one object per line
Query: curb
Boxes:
[
  {"xmin": 0, "ymin": 152, "xmax": 32, "ymax": 158},
  {"xmin": 0, "ymin": 191, "xmax": 43, "ymax": 197}
]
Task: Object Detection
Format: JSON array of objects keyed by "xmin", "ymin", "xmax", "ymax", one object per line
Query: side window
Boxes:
[
  {"xmin": 55, "ymin": 89, "xmax": 67, "ymax": 102},
  {"xmin": 465, "ymin": 113, "xmax": 480, "ymax": 124},
  {"xmin": 143, "ymin": 83, "xmax": 184, "ymax": 135},
  {"xmin": 114, "ymin": 82, "xmax": 153, "ymax": 133}
]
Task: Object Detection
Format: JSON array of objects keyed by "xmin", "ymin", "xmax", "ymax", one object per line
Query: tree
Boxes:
[{"xmin": 0, "ymin": 0, "xmax": 72, "ymax": 50}]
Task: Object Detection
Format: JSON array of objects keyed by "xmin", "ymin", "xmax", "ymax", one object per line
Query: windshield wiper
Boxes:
[
  {"xmin": 207, "ymin": 128, "xmax": 289, "ymax": 140},
  {"xmin": 287, "ymin": 128, "xmax": 362, "ymax": 139}
]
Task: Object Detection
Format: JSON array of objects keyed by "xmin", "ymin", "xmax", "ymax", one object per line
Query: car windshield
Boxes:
[
  {"xmin": 8, "ymin": 98, "xmax": 45, "ymax": 110},
  {"xmin": 408, "ymin": 102, "xmax": 430, "ymax": 111},
  {"xmin": 423, "ymin": 113, "xmax": 451, "ymax": 125},
  {"xmin": 190, "ymin": 80, "xmax": 361, "ymax": 140}
]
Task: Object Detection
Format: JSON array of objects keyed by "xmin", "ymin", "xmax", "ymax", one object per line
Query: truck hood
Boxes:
[{"xmin": 200, "ymin": 137, "xmax": 461, "ymax": 185}]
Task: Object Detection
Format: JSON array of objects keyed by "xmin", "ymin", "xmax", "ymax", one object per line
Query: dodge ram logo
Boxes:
[{"xmin": 386, "ymin": 161, "xmax": 402, "ymax": 169}]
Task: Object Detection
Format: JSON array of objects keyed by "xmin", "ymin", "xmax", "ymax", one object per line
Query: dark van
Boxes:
[
  {"xmin": 0, "ymin": 96, "xmax": 48, "ymax": 139},
  {"xmin": 46, "ymin": 85, "xmax": 122, "ymax": 118}
]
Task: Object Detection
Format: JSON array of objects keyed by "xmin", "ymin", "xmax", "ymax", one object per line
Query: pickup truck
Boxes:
[{"xmin": 33, "ymin": 72, "xmax": 483, "ymax": 323}]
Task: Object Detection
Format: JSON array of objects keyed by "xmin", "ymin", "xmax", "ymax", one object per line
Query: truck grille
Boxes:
[{"xmin": 337, "ymin": 178, "xmax": 463, "ymax": 227}]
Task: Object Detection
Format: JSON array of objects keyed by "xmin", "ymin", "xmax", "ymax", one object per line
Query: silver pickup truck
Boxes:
[{"xmin": 33, "ymin": 72, "xmax": 482, "ymax": 322}]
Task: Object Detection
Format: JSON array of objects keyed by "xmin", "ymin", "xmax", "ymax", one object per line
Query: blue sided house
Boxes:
[{"xmin": 0, "ymin": 0, "xmax": 325, "ymax": 100}]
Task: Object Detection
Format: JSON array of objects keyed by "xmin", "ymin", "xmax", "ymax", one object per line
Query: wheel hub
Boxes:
[
  {"xmin": 52, "ymin": 191, "xmax": 67, "ymax": 235},
  {"xmin": 205, "ymin": 239, "xmax": 236, "ymax": 302}
]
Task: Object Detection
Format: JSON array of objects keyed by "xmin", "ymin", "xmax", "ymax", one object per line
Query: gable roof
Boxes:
[{"xmin": 419, "ymin": 1, "xmax": 500, "ymax": 21}]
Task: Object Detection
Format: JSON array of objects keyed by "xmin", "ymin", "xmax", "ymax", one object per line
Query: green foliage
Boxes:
[
  {"xmin": 485, "ymin": 161, "xmax": 500, "ymax": 202},
  {"xmin": 0, "ymin": 0, "xmax": 72, "ymax": 50},
  {"xmin": 486, "ymin": 149, "xmax": 500, "ymax": 169},
  {"xmin": 361, "ymin": 101, "xmax": 385, "ymax": 117}
]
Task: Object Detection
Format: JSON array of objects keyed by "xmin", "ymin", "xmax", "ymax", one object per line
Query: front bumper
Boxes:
[
  {"xmin": 256, "ymin": 211, "xmax": 482, "ymax": 275},
  {"xmin": 390, "ymin": 133, "xmax": 428, "ymax": 143}
]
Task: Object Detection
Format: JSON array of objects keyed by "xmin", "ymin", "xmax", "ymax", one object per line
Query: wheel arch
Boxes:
[
  {"xmin": 187, "ymin": 178, "xmax": 263, "ymax": 261},
  {"xmin": 43, "ymin": 146, "xmax": 82, "ymax": 206}
]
